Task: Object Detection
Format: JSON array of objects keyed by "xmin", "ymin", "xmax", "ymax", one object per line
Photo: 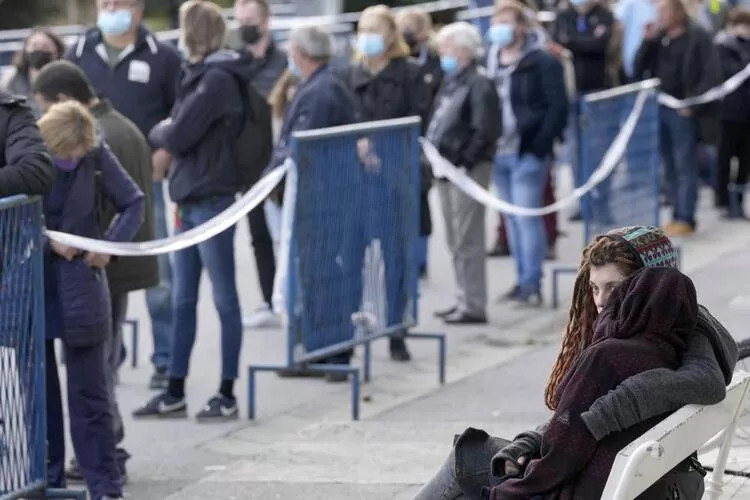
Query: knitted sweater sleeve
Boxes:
[{"xmin": 581, "ymin": 330, "xmax": 725, "ymax": 441}]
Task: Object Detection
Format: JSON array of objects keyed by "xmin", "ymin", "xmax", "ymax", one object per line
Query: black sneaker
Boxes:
[
  {"xmin": 497, "ymin": 286, "xmax": 520, "ymax": 303},
  {"xmin": 390, "ymin": 338, "xmax": 411, "ymax": 362},
  {"xmin": 132, "ymin": 393, "xmax": 187, "ymax": 419},
  {"xmin": 149, "ymin": 367, "xmax": 169, "ymax": 391},
  {"xmin": 513, "ymin": 289, "xmax": 543, "ymax": 308},
  {"xmin": 487, "ymin": 242, "xmax": 511, "ymax": 257},
  {"xmin": 196, "ymin": 395, "xmax": 238, "ymax": 422},
  {"xmin": 64, "ymin": 458, "xmax": 83, "ymax": 482}
]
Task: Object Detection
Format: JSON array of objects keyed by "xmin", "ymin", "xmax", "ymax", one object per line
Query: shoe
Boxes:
[
  {"xmin": 444, "ymin": 311, "xmax": 488, "ymax": 325},
  {"xmin": 116, "ymin": 448, "xmax": 130, "ymax": 485},
  {"xmin": 497, "ymin": 286, "xmax": 520, "ymax": 303},
  {"xmin": 149, "ymin": 367, "xmax": 169, "ymax": 391},
  {"xmin": 390, "ymin": 338, "xmax": 412, "ymax": 362},
  {"xmin": 513, "ymin": 289, "xmax": 543, "ymax": 308},
  {"xmin": 487, "ymin": 242, "xmax": 511, "ymax": 257},
  {"xmin": 132, "ymin": 393, "xmax": 187, "ymax": 419},
  {"xmin": 64, "ymin": 458, "xmax": 83, "ymax": 482},
  {"xmin": 242, "ymin": 305, "xmax": 281, "ymax": 329},
  {"xmin": 663, "ymin": 221, "xmax": 694, "ymax": 237},
  {"xmin": 419, "ymin": 266, "xmax": 428, "ymax": 280},
  {"xmin": 196, "ymin": 394, "xmax": 239, "ymax": 422},
  {"xmin": 325, "ymin": 372, "xmax": 349, "ymax": 383},
  {"xmin": 434, "ymin": 306, "xmax": 457, "ymax": 318}
]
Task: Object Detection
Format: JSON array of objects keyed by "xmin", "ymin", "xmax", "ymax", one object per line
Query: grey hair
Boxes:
[
  {"xmin": 289, "ymin": 25, "xmax": 332, "ymax": 62},
  {"xmin": 436, "ymin": 21, "xmax": 484, "ymax": 59}
]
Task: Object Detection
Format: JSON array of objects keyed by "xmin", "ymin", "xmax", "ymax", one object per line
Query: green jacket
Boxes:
[{"xmin": 92, "ymin": 99, "xmax": 159, "ymax": 296}]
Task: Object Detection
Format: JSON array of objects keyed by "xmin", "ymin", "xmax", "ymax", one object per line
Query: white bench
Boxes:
[{"xmin": 601, "ymin": 371, "xmax": 750, "ymax": 500}]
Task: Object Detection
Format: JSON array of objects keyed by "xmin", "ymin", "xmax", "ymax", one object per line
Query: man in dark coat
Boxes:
[
  {"xmin": 32, "ymin": 60, "xmax": 159, "ymax": 483},
  {"xmin": 0, "ymin": 92, "xmax": 54, "ymax": 197}
]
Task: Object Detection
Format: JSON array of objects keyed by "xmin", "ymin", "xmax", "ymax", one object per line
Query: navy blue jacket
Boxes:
[
  {"xmin": 269, "ymin": 64, "xmax": 356, "ymax": 171},
  {"xmin": 509, "ymin": 49, "xmax": 569, "ymax": 159},
  {"xmin": 66, "ymin": 25, "xmax": 182, "ymax": 139},
  {"xmin": 717, "ymin": 34, "xmax": 750, "ymax": 123},
  {"xmin": 44, "ymin": 142, "xmax": 144, "ymax": 346},
  {"xmin": 149, "ymin": 51, "xmax": 250, "ymax": 204}
]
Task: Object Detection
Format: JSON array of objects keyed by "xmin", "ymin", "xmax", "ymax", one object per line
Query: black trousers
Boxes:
[
  {"xmin": 716, "ymin": 120, "xmax": 750, "ymax": 208},
  {"xmin": 247, "ymin": 204, "xmax": 276, "ymax": 307}
]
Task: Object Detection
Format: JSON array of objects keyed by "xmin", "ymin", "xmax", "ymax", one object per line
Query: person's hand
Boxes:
[
  {"xmin": 643, "ymin": 22, "xmax": 659, "ymax": 40},
  {"xmin": 678, "ymin": 108, "xmax": 693, "ymax": 118},
  {"xmin": 84, "ymin": 252, "xmax": 111, "ymax": 269},
  {"xmin": 152, "ymin": 148, "xmax": 172, "ymax": 182},
  {"xmin": 505, "ymin": 456, "xmax": 528, "ymax": 476},
  {"xmin": 594, "ymin": 24, "xmax": 607, "ymax": 37},
  {"xmin": 357, "ymin": 138, "xmax": 381, "ymax": 173},
  {"xmin": 50, "ymin": 241, "xmax": 79, "ymax": 261},
  {"xmin": 546, "ymin": 42, "xmax": 565, "ymax": 58}
]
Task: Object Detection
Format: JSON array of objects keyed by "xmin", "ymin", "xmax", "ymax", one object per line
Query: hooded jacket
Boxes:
[
  {"xmin": 716, "ymin": 33, "xmax": 750, "ymax": 124},
  {"xmin": 149, "ymin": 50, "xmax": 251, "ymax": 204},
  {"xmin": 491, "ymin": 268, "xmax": 698, "ymax": 499}
]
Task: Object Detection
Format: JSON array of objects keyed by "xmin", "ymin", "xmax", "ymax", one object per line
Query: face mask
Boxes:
[
  {"xmin": 240, "ymin": 24, "xmax": 262, "ymax": 45},
  {"xmin": 54, "ymin": 158, "xmax": 79, "ymax": 172},
  {"xmin": 357, "ymin": 33, "xmax": 385, "ymax": 57},
  {"xmin": 488, "ymin": 23, "xmax": 514, "ymax": 48},
  {"xmin": 440, "ymin": 55, "xmax": 458, "ymax": 74},
  {"xmin": 287, "ymin": 55, "xmax": 301, "ymax": 77},
  {"xmin": 97, "ymin": 9, "xmax": 133, "ymax": 37},
  {"xmin": 403, "ymin": 31, "xmax": 418, "ymax": 49},
  {"xmin": 27, "ymin": 50, "xmax": 55, "ymax": 70}
]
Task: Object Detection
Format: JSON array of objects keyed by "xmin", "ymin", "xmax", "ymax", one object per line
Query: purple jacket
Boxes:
[{"xmin": 43, "ymin": 141, "xmax": 144, "ymax": 346}]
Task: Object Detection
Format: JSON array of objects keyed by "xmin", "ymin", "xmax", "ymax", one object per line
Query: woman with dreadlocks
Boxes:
[{"xmin": 415, "ymin": 225, "xmax": 737, "ymax": 500}]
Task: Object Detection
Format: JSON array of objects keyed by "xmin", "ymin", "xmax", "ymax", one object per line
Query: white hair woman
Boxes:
[{"xmin": 428, "ymin": 22, "xmax": 501, "ymax": 325}]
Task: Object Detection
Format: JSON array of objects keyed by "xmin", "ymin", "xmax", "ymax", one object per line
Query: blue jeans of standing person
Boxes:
[
  {"xmin": 493, "ymin": 153, "xmax": 548, "ymax": 294},
  {"xmin": 169, "ymin": 196, "xmax": 243, "ymax": 381},
  {"xmin": 659, "ymin": 107, "xmax": 699, "ymax": 227},
  {"xmin": 146, "ymin": 181, "xmax": 173, "ymax": 371}
]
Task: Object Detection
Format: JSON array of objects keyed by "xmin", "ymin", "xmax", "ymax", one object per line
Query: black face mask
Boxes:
[
  {"xmin": 403, "ymin": 31, "xmax": 419, "ymax": 51},
  {"xmin": 240, "ymin": 24, "xmax": 262, "ymax": 45},
  {"xmin": 27, "ymin": 50, "xmax": 55, "ymax": 70}
]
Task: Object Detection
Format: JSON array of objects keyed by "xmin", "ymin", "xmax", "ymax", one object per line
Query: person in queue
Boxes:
[
  {"xmin": 67, "ymin": 0, "xmax": 182, "ymax": 391},
  {"xmin": 1, "ymin": 28, "xmax": 65, "ymax": 116},
  {"xmin": 228, "ymin": 0, "xmax": 288, "ymax": 330},
  {"xmin": 341, "ymin": 4, "xmax": 429, "ymax": 360},
  {"xmin": 133, "ymin": 0, "xmax": 250, "ymax": 421},
  {"xmin": 0, "ymin": 91, "xmax": 55, "ymax": 197},
  {"xmin": 415, "ymin": 226, "xmax": 737, "ymax": 499},
  {"xmin": 39, "ymin": 100, "xmax": 145, "ymax": 500},
  {"xmin": 32, "ymin": 60, "xmax": 159, "ymax": 484},
  {"xmin": 489, "ymin": 1, "xmax": 568, "ymax": 307},
  {"xmin": 634, "ymin": 0, "xmax": 721, "ymax": 236},
  {"xmin": 396, "ymin": 7, "xmax": 442, "ymax": 279},
  {"xmin": 715, "ymin": 7, "xmax": 750, "ymax": 217},
  {"xmin": 427, "ymin": 22, "xmax": 500, "ymax": 324},
  {"xmin": 615, "ymin": 0, "xmax": 657, "ymax": 81}
]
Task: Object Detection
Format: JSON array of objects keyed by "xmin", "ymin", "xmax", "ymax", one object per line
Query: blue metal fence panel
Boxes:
[
  {"xmin": 287, "ymin": 118, "xmax": 421, "ymax": 364},
  {"xmin": 0, "ymin": 196, "xmax": 45, "ymax": 499},
  {"xmin": 579, "ymin": 88, "xmax": 661, "ymax": 243}
]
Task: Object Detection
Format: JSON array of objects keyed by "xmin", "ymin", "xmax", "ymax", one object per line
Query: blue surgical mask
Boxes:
[
  {"xmin": 97, "ymin": 9, "xmax": 133, "ymax": 37},
  {"xmin": 357, "ymin": 33, "xmax": 385, "ymax": 57},
  {"xmin": 287, "ymin": 55, "xmax": 301, "ymax": 77},
  {"xmin": 488, "ymin": 23, "xmax": 514, "ymax": 48},
  {"xmin": 440, "ymin": 56, "xmax": 458, "ymax": 74}
]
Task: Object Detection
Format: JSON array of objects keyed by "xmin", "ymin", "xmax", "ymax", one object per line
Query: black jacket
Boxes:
[
  {"xmin": 509, "ymin": 49, "xmax": 569, "ymax": 159},
  {"xmin": 717, "ymin": 34, "xmax": 750, "ymax": 123},
  {"xmin": 416, "ymin": 50, "xmax": 444, "ymax": 114},
  {"xmin": 426, "ymin": 64, "xmax": 501, "ymax": 170},
  {"xmin": 0, "ymin": 92, "xmax": 55, "ymax": 197},
  {"xmin": 553, "ymin": 4, "xmax": 614, "ymax": 92},
  {"xmin": 149, "ymin": 51, "xmax": 251, "ymax": 204}
]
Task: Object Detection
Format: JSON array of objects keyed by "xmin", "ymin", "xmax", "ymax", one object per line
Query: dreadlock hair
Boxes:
[{"xmin": 543, "ymin": 234, "xmax": 643, "ymax": 410}]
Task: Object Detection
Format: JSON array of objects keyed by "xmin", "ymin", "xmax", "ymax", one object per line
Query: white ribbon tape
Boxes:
[
  {"xmin": 658, "ymin": 62, "xmax": 750, "ymax": 109},
  {"xmin": 421, "ymin": 88, "xmax": 650, "ymax": 217},
  {"xmin": 45, "ymin": 161, "xmax": 290, "ymax": 256}
]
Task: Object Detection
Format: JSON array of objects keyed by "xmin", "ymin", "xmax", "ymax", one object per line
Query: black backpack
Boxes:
[{"xmin": 228, "ymin": 70, "xmax": 274, "ymax": 192}]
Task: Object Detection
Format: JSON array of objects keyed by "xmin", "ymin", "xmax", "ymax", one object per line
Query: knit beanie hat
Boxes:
[{"xmin": 605, "ymin": 226, "xmax": 678, "ymax": 269}]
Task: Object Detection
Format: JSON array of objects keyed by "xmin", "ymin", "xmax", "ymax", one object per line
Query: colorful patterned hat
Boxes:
[{"xmin": 605, "ymin": 226, "xmax": 678, "ymax": 269}]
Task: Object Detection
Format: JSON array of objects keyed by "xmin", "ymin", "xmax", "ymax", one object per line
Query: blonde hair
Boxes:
[
  {"xmin": 493, "ymin": 0, "xmax": 532, "ymax": 26},
  {"xmin": 359, "ymin": 5, "xmax": 409, "ymax": 61},
  {"xmin": 396, "ymin": 7, "xmax": 434, "ymax": 36},
  {"xmin": 180, "ymin": 0, "xmax": 227, "ymax": 60},
  {"xmin": 38, "ymin": 101, "xmax": 96, "ymax": 158}
]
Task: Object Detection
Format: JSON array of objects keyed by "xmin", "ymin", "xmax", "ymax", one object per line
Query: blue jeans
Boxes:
[
  {"xmin": 169, "ymin": 196, "xmax": 243, "ymax": 381},
  {"xmin": 493, "ymin": 153, "xmax": 547, "ymax": 293},
  {"xmin": 146, "ymin": 181, "xmax": 173, "ymax": 370},
  {"xmin": 659, "ymin": 107, "xmax": 698, "ymax": 226}
]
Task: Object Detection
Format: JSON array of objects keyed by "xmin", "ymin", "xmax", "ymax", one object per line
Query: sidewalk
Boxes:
[{"xmin": 58, "ymin": 187, "xmax": 750, "ymax": 499}]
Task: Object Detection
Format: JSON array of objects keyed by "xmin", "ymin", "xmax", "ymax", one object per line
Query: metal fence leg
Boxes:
[
  {"xmin": 351, "ymin": 369, "xmax": 360, "ymax": 421},
  {"xmin": 247, "ymin": 366, "xmax": 256, "ymax": 420},
  {"xmin": 131, "ymin": 319, "xmax": 139, "ymax": 368},
  {"xmin": 551, "ymin": 270, "xmax": 559, "ymax": 309},
  {"xmin": 363, "ymin": 341, "xmax": 372, "ymax": 383},
  {"xmin": 438, "ymin": 335, "xmax": 446, "ymax": 385}
]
